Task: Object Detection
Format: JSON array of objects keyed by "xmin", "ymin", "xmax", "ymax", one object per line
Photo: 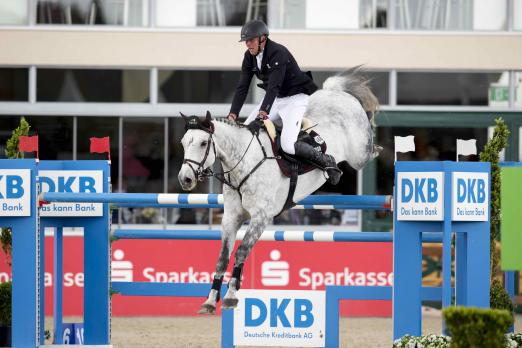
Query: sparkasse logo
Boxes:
[{"xmin": 261, "ymin": 250, "xmax": 289, "ymax": 286}]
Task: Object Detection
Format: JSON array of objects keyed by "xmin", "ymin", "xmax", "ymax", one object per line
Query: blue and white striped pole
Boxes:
[
  {"xmin": 112, "ymin": 229, "xmax": 442, "ymax": 243},
  {"xmin": 41, "ymin": 193, "xmax": 392, "ymax": 210}
]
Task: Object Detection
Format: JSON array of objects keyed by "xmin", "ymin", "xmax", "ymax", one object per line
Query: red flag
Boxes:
[
  {"xmin": 90, "ymin": 136, "xmax": 111, "ymax": 160},
  {"xmin": 19, "ymin": 135, "xmax": 39, "ymax": 158}
]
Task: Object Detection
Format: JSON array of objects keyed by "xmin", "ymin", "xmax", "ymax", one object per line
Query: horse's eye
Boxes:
[{"xmin": 200, "ymin": 141, "xmax": 207, "ymax": 147}]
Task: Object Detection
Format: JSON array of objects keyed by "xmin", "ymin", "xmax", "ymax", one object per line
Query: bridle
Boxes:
[
  {"xmin": 182, "ymin": 117, "xmax": 277, "ymax": 193},
  {"xmin": 182, "ymin": 120, "xmax": 216, "ymax": 182}
]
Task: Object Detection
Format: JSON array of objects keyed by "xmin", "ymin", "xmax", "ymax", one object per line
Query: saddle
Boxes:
[
  {"xmin": 263, "ymin": 118, "xmax": 327, "ymax": 177},
  {"xmin": 262, "ymin": 118, "xmax": 328, "ymax": 215}
]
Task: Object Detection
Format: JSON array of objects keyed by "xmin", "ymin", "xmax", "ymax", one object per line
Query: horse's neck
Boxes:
[{"xmin": 212, "ymin": 121, "xmax": 262, "ymax": 178}]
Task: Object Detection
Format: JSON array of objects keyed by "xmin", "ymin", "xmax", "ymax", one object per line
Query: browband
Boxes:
[{"xmin": 184, "ymin": 116, "xmax": 214, "ymax": 134}]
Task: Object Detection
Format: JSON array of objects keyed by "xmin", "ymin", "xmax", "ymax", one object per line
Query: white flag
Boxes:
[
  {"xmin": 456, "ymin": 139, "xmax": 477, "ymax": 160},
  {"xmin": 394, "ymin": 135, "xmax": 415, "ymax": 162}
]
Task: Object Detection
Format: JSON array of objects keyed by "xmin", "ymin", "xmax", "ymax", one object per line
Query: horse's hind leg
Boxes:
[
  {"xmin": 198, "ymin": 196, "xmax": 246, "ymax": 314},
  {"xmin": 222, "ymin": 211, "xmax": 269, "ymax": 309}
]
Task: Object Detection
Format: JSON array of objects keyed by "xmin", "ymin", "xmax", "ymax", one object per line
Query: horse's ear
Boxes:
[
  {"xmin": 180, "ymin": 112, "xmax": 188, "ymax": 122},
  {"xmin": 205, "ymin": 111, "xmax": 212, "ymax": 122}
]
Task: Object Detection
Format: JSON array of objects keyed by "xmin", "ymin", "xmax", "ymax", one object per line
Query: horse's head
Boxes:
[{"xmin": 178, "ymin": 111, "xmax": 217, "ymax": 191}]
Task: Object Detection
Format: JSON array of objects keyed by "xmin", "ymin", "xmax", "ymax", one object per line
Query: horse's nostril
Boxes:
[{"xmin": 184, "ymin": 177, "xmax": 192, "ymax": 184}]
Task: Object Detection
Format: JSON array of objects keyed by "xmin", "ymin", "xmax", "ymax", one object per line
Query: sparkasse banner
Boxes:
[
  {"xmin": 233, "ymin": 290, "xmax": 325, "ymax": 347},
  {"xmin": 0, "ymin": 237, "xmax": 393, "ymax": 317}
]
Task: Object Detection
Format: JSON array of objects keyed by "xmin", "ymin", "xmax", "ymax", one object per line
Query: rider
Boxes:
[{"xmin": 227, "ymin": 19, "xmax": 341, "ymax": 185}]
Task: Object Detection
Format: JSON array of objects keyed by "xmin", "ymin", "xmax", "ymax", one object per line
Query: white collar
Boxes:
[{"xmin": 256, "ymin": 50, "xmax": 263, "ymax": 70}]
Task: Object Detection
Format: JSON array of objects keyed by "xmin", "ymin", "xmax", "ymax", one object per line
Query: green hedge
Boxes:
[
  {"xmin": 0, "ymin": 281, "xmax": 11, "ymax": 326},
  {"xmin": 443, "ymin": 306, "xmax": 513, "ymax": 348}
]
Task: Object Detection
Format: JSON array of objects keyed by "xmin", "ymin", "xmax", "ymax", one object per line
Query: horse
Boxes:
[{"xmin": 178, "ymin": 67, "xmax": 380, "ymax": 314}]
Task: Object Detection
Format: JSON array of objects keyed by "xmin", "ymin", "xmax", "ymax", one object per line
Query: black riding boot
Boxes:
[{"xmin": 294, "ymin": 141, "xmax": 342, "ymax": 185}]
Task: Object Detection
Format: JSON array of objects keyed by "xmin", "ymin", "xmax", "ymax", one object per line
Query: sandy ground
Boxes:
[{"xmin": 46, "ymin": 313, "xmax": 522, "ymax": 348}]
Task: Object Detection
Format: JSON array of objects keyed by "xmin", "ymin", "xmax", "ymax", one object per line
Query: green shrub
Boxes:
[
  {"xmin": 491, "ymin": 279, "xmax": 514, "ymax": 315},
  {"xmin": 443, "ymin": 306, "xmax": 513, "ymax": 348},
  {"xmin": 479, "ymin": 118, "xmax": 509, "ymax": 279},
  {"xmin": 0, "ymin": 281, "xmax": 12, "ymax": 326}
]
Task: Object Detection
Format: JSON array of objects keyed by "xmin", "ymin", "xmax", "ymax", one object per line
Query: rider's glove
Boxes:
[
  {"xmin": 227, "ymin": 113, "xmax": 238, "ymax": 122},
  {"xmin": 247, "ymin": 118, "xmax": 264, "ymax": 135},
  {"xmin": 257, "ymin": 111, "xmax": 269, "ymax": 120}
]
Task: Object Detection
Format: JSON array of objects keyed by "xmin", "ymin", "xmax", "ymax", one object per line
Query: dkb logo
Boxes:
[
  {"xmin": 0, "ymin": 175, "xmax": 24, "ymax": 198},
  {"xmin": 40, "ymin": 176, "xmax": 96, "ymax": 193},
  {"xmin": 245, "ymin": 298, "xmax": 314, "ymax": 328},
  {"xmin": 456, "ymin": 178, "xmax": 486, "ymax": 203},
  {"xmin": 401, "ymin": 178, "xmax": 438, "ymax": 203}
]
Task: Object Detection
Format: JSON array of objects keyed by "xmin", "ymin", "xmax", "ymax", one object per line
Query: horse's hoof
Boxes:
[
  {"xmin": 222, "ymin": 298, "xmax": 239, "ymax": 309},
  {"xmin": 197, "ymin": 303, "xmax": 216, "ymax": 315}
]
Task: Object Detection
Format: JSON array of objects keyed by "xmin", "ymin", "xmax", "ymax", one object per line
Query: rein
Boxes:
[{"xmin": 211, "ymin": 132, "xmax": 277, "ymax": 193}]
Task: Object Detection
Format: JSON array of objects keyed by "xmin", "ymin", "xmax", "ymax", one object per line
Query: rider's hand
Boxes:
[
  {"xmin": 247, "ymin": 118, "xmax": 264, "ymax": 135},
  {"xmin": 227, "ymin": 113, "xmax": 238, "ymax": 122},
  {"xmin": 257, "ymin": 111, "xmax": 268, "ymax": 120}
]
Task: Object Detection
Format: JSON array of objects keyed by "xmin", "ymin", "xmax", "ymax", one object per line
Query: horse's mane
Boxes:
[{"xmin": 214, "ymin": 117, "xmax": 247, "ymax": 129}]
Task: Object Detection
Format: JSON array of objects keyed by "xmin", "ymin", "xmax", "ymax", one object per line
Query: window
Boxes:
[
  {"xmin": 395, "ymin": 0, "xmax": 507, "ymax": 30},
  {"xmin": 0, "ymin": 116, "xmax": 74, "ymax": 160},
  {"xmin": 0, "ymin": 68, "xmax": 28, "ymax": 101},
  {"xmin": 360, "ymin": 0, "xmax": 388, "ymax": 28},
  {"xmin": 0, "ymin": 116, "xmax": 24, "ymax": 158},
  {"xmin": 397, "ymin": 72, "xmax": 506, "ymax": 106},
  {"xmin": 36, "ymin": 0, "xmax": 148, "ymax": 26},
  {"xmin": 159, "ymin": 70, "xmax": 251, "ymax": 104},
  {"xmin": 77, "ymin": 117, "xmax": 120, "ymax": 183},
  {"xmin": 516, "ymin": 0, "xmax": 522, "ymax": 30},
  {"xmin": 120, "ymin": 117, "xmax": 164, "ymax": 223},
  {"xmin": 376, "ymin": 125, "xmax": 488, "ymax": 198},
  {"xmin": 0, "ymin": 0, "xmax": 28, "ymax": 25},
  {"xmin": 156, "ymin": 0, "xmax": 257, "ymax": 27},
  {"xmin": 37, "ymin": 69, "xmax": 149, "ymax": 102}
]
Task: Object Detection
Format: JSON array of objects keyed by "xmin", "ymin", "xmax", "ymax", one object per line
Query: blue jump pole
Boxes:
[
  {"xmin": 41, "ymin": 192, "xmax": 392, "ymax": 210},
  {"xmin": 114, "ymin": 203, "xmax": 389, "ymax": 210},
  {"xmin": 112, "ymin": 229, "xmax": 443, "ymax": 243}
]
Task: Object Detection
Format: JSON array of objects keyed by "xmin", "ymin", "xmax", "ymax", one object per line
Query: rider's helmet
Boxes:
[{"xmin": 239, "ymin": 20, "xmax": 269, "ymax": 42}]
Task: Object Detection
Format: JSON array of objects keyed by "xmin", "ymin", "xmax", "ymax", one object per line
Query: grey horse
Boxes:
[{"xmin": 178, "ymin": 68, "xmax": 380, "ymax": 314}]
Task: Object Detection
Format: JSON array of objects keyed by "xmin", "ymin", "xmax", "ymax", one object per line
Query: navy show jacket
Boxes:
[{"xmin": 229, "ymin": 38, "xmax": 318, "ymax": 116}]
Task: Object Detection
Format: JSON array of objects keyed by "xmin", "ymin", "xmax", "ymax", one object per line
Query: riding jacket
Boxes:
[{"xmin": 229, "ymin": 38, "xmax": 318, "ymax": 116}]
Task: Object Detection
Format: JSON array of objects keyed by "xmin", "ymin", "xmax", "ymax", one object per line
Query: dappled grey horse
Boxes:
[{"xmin": 178, "ymin": 68, "xmax": 380, "ymax": 314}]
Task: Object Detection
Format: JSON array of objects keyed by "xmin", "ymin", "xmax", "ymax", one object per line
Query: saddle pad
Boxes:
[{"xmin": 271, "ymin": 130, "xmax": 327, "ymax": 178}]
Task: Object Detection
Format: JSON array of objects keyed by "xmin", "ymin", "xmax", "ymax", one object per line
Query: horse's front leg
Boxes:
[
  {"xmin": 198, "ymin": 197, "xmax": 246, "ymax": 314},
  {"xmin": 222, "ymin": 210, "xmax": 269, "ymax": 309}
]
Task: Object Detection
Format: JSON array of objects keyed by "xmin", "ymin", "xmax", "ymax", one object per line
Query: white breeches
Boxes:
[{"xmin": 244, "ymin": 93, "xmax": 309, "ymax": 155}]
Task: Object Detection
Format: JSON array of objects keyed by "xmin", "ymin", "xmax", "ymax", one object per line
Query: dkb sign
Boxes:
[
  {"xmin": 396, "ymin": 172, "xmax": 444, "ymax": 221},
  {"xmin": 233, "ymin": 290, "xmax": 325, "ymax": 347},
  {"xmin": 452, "ymin": 172, "xmax": 489, "ymax": 221},
  {"xmin": 39, "ymin": 170, "xmax": 103, "ymax": 217},
  {"xmin": 0, "ymin": 169, "xmax": 31, "ymax": 216}
]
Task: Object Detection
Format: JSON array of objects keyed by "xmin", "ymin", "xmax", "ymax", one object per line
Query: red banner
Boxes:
[{"xmin": 0, "ymin": 237, "xmax": 393, "ymax": 317}]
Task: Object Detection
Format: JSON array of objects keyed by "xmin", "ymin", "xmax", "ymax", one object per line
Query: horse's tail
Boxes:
[{"xmin": 322, "ymin": 66, "xmax": 379, "ymax": 122}]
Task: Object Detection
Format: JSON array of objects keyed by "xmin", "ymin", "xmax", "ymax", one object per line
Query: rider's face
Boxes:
[{"xmin": 245, "ymin": 37, "xmax": 260, "ymax": 55}]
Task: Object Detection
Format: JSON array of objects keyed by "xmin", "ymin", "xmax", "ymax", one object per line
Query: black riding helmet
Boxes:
[{"xmin": 239, "ymin": 20, "xmax": 269, "ymax": 42}]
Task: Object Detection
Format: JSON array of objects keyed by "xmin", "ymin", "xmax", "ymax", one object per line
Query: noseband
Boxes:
[{"xmin": 182, "ymin": 118, "xmax": 216, "ymax": 182}]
